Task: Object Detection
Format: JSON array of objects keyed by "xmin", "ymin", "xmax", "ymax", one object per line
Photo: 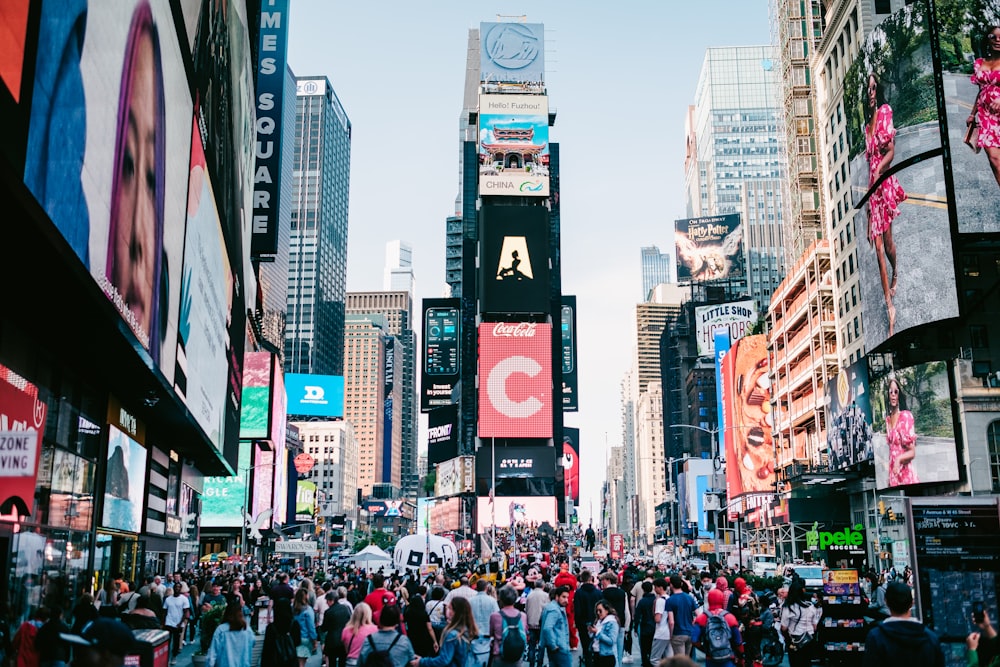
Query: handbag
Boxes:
[
  {"xmin": 790, "ymin": 631, "xmax": 814, "ymax": 651},
  {"xmin": 965, "ymin": 121, "xmax": 982, "ymax": 154}
]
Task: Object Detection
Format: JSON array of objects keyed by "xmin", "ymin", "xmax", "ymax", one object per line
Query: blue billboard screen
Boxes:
[{"xmin": 285, "ymin": 374, "xmax": 344, "ymax": 418}]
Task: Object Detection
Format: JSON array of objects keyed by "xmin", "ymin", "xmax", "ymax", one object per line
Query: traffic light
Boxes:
[
  {"xmin": 878, "ymin": 500, "xmax": 886, "ymax": 517},
  {"xmin": 887, "ymin": 507, "xmax": 896, "ymax": 522}
]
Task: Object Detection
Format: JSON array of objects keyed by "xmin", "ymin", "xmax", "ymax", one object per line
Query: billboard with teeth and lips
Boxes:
[{"xmin": 721, "ymin": 334, "xmax": 775, "ymax": 503}]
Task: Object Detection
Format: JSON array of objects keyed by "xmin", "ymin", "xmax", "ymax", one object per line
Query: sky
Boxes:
[{"xmin": 286, "ymin": 1, "xmax": 771, "ymax": 529}]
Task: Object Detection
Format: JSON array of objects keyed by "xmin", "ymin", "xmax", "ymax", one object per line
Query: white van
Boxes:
[{"xmin": 750, "ymin": 553, "xmax": 778, "ymax": 577}]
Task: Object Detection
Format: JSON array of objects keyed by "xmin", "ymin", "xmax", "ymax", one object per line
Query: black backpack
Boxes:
[
  {"xmin": 499, "ymin": 614, "xmax": 526, "ymax": 662},
  {"xmin": 274, "ymin": 632, "xmax": 298, "ymax": 666},
  {"xmin": 704, "ymin": 610, "xmax": 735, "ymax": 661},
  {"xmin": 361, "ymin": 633, "xmax": 401, "ymax": 667}
]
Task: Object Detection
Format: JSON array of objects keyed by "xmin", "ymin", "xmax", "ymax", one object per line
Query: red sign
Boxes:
[
  {"xmin": 610, "ymin": 534, "xmax": 624, "ymax": 560},
  {"xmin": 478, "ymin": 323, "xmax": 552, "ymax": 438},
  {"xmin": 0, "ymin": 365, "xmax": 47, "ymax": 516},
  {"xmin": 293, "ymin": 452, "xmax": 315, "ymax": 474}
]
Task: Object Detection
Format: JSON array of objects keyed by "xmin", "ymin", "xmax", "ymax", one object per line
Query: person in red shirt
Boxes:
[
  {"xmin": 692, "ymin": 589, "xmax": 743, "ymax": 667},
  {"xmin": 363, "ymin": 573, "xmax": 397, "ymax": 625},
  {"xmin": 553, "ymin": 563, "xmax": 580, "ymax": 649}
]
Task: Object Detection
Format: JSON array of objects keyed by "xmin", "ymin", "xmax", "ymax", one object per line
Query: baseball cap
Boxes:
[{"xmin": 60, "ymin": 618, "xmax": 141, "ymax": 656}]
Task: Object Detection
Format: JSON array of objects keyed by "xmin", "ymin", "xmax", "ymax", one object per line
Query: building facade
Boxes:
[
  {"xmin": 294, "ymin": 420, "xmax": 358, "ymax": 524},
  {"xmin": 285, "ymin": 76, "xmax": 352, "ymax": 376},
  {"xmin": 640, "ymin": 246, "xmax": 672, "ymax": 301},
  {"xmin": 344, "ymin": 314, "xmax": 388, "ymax": 495}
]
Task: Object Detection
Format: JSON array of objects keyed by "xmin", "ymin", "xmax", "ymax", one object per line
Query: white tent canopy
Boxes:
[{"xmin": 348, "ymin": 544, "xmax": 392, "ymax": 570}]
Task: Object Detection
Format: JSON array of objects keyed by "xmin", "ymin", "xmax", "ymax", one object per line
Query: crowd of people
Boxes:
[{"xmin": 1, "ymin": 539, "xmax": 992, "ymax": 667}]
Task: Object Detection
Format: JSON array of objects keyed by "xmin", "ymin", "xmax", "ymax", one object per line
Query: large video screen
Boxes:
[
  {"xmin": 844, "ymin": 2, "xmax": 959, "ymax": 351},
  {"xmin": 239, "ymin": 351, "xmax": 271, "ymax": 439},
  {"xmin": 871, "ymin": 361, "xmax": 959, "ymax": 490},
  {"xmin": 563, "ymin": 428, "xmax": 580, "ymax": 505},
  {"xmin": 422, "ymin": 298, "xmax": 460, "ymax": 412},
  {"xmin": 201, "ymin": 439, "xmax": 250, "ymax": 528},
  {"xmin": 285, "ymin": 373, "xmax": 345, "ymax": 418},
  {"xmin": 721, "ymin": 334, "xmax": 775, "ymax": 502},
  {"xmin": 102, "ymin": 425, "xmax": 148, "ymax": 533},
  {"xmin": 478, "ymin": 322, "xmax": 553, "ymax": 438},
  {"xmin": 476, "ymin": 496, "xmax": 556, "ymax": 531},
  {"xmin": 480, "ymin": 205, "xmax": 550, "ymax": 314},
  {"xmin": 561, "ymin": 296, "xmax": 579, "ymax": 411},
  {"xmin": 826, "ymin": 360, "xmax": 875, "ymax": 470},
  {"xmin": 936, "ymin": 0, "xmax": 1000, "ymax": 233},
  {"xmin": 427, "ymin": 405, "xmax": 459, "ymax": 467},
  {"xmin": 478, "ymin": 94, "xmax": 550, "ymax": 197},
  {"xmin": 675, "ymin": 214, "xmax": 745, "ymax": 283},
  {"xmin": 23, "ymin": 0, "xmax": 192, "ymax": 381}
]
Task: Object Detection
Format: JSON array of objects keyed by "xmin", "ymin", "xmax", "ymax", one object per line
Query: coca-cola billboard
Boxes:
[{"xmin": 478, "ymin": 323, "xmax": 553, "ymax": 438}]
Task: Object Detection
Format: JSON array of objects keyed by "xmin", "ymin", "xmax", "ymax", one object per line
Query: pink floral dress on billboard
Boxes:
[
  {"xmin": 865, "ymin": 104, "xmax": 907, "ymax": 241},
  {"xmin": 972, "ymin": 58, "xmax": 1000, "ymax": 148},
  {"xmin": 886, "ymin": 409, "xmax": 918, "ymax": 487}
]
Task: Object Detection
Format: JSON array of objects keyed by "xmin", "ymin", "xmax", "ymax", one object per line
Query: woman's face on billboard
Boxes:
[
  {"xmin": 867, "ymin": 74, "xmax": 878, "ymax": 111},
  {"xmin": 888, "ymin": 379, "xmax": 900, "ymax": 408},
  {"xmin": 112, "ymin": 29, "xmax": 158, "ymax": 336}
]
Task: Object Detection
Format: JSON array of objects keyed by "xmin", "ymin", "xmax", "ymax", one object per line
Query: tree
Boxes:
[
  {"xmin": 352, "ymin": 528, "xmax": 394, "ymax": 552},
  {"xmin": 423, "ymin": 470, "xmax": 436, "ymax": 496}
]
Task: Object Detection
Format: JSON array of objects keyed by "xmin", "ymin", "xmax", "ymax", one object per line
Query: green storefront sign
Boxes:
[{"xmin": 805, "ymin": 522, "xmax": 866, "ymax": 554}]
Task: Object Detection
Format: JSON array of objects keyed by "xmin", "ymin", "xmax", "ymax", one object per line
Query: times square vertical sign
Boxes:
[{"xmin": 251, "ymin": 0, "xmax": 290, "ymax": 261}]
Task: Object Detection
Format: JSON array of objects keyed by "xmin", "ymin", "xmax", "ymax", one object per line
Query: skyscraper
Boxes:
[
  {"xmin": 685, "ymin": 46, "xmax": 787, "ymax": 311},
  {"xmin": 383, "ymin": 241, "xmax": 416, "ymax": 294},
  {"xmin": 344, "ymin": 313, "xmax": 389, "ymax": 495},
  {"xmin": 346, "ymin": 291, "xmax": 417, "ymax": 498},
  {"xmin": 640, "ymin": 246, "xmax": 672, "ymax": 301},
  {"xmin": 284, "ymin": 76, "xmax": 351, "ymax": 376}
]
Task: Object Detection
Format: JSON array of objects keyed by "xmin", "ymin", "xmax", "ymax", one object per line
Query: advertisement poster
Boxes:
[
  {"xmin": 826, "ymin": 360, "xmax": 875, "ymax": 469},
  {"xmin": 479, "ymin": 22, "xmax": 545, "ymax": 84},
  {"xmin": 721, "ymin": 334, "xmax": 775, "ymax": 502},
  {"xmin": 844, "ymin": 2, "xmax": 958, "ymax": 351},
  {"xmin": 871, "ymin": 361, "xmax": 959, "ymax": 490},
  {"xmin": 934, "ymin": 0, "xmax": 1000, "ymax": 234},
  {"xmin": 427, "ymin": 405, "xmax": 459, "ymax": 467},
  {"xmin": 563, "ymin": 427, "xmax": 580, "ymax": 505},
  {"xmin": 695, "ymin": 300, "xmax": 757, "ymax": 357},
  {"xmin": 295, "ymin": 479, "xmax": 316, "ymax": 522},
  {"xmin": 270, "ymin": 361, "xmax": 286, "ymax": 446},
  {"xmin": 422, "ymin": 298, "xmax": 460, "ymax": 411},
  {"xmin": 285, "ymin": 374, "xmax": 345, "ymax": 418},
  {"xmin": 561, "ymin": 296, "xmax": 579, "ymax": 411},
  {"xmin": 476, "ymin": 496, "xmax": 556, "ymax": 531},
  {"xmin": 610, "ymin": 534, "xmax": 624, "ymax": 560},
  {"xmin": 102, "ymin": 426, "xmax": 147, "ymax": 533},
  {"xmin": 675, "ymin": 214, "xmax": 744, "ymax": 282},
  {"xmin": 823, "ymin": 569, "xmax": 861, "ymax": 595},
  {"xmin": 0, "ymin": 364, "xmax": 48, "ymax": 516},
  {"xmin": 249, "ymin": 444, "xmax": 274, "ymax": 533},
  {"xmin": 714, "ymin": 329, "xmax": 730, "ymax": 466},
  {"xmin": 435, "ymin": 456, "xmax": 474, "ymax": 497},
  {"xmin": 201, "ymin": 440, "xmax": 250, "ymax": 528},
  {"xmin": 23, "ymin": 0, "xmax": 191, "ymax": 380},
  {"xmin": 479, "ymin": 205, "xmax": 550, "ymax": 314},
  {"xmin": 478, "ymin": 94, "xmax": 550, "ymax": 197},
  {"xmin": 478, "ymin": 323, "xmax": 553, "ymax": 438},
  {"xmin": 239, "ymin": 351, "xmax": 271, "ymax": 439}
]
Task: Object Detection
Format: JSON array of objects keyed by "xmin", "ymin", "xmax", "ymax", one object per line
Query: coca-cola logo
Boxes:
[{"xmin": 492, "ymin": 322, "xmax": 536, "ymax": 337}]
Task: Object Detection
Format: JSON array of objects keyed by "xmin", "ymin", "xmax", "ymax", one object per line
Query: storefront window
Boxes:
[{"xmin": 9, "ymin": 529, "xmax": 91, "ymax": 626}]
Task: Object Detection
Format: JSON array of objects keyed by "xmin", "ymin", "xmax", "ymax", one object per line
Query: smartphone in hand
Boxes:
[{"xmin": 973, "ymin": 602, "xmax": 985, "ymax": 625}]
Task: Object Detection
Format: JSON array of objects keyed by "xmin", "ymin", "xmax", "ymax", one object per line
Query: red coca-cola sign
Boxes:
[
  {"xmin": 478, "ymin": 323, "xmax": 552, "ymax": 438},
  {"xmin": 492, "ymin": 322, "xmax": 536, "ymax": 337}
]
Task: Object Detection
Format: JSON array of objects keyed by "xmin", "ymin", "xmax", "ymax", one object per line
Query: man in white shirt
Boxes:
[
  {"xmin": 650, "ymin": 578, "xmax": 673, "ymax": 663},
  {"xmin": 443, "ymin": 575, "xmax": 477, "ymax": 607},
  {"xmin": 163, "ymin": 584, "xmax": 191, "ymax": 662}
]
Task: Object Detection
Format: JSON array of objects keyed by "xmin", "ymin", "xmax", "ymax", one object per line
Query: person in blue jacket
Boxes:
[
  {"xmin": 589, "ymin": 601, "xmax": 620, "ymax": 667},
  {"xmin": 418, "ymin": 596, "xmax": 477, "ymax": 667},
  {"xmin": 540, "ymin": 587, "xmax": 572, "ymax": 667}
]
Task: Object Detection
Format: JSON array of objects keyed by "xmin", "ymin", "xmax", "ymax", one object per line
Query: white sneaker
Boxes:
[{"xmin": 622, "ymin": 657, "xmax": 633, "ymax": 664}]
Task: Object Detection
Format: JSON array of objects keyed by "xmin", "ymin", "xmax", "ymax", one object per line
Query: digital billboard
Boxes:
[
  {"xmin": 714, "ymin": 329, "xmax": 730, "ymax": 466},
  {"xmin": 201, "ymin": 440, "xmax": 250, "ymax": 528},
  {"xmin": 251, "ymin": 0, "xmax": 290, "ymax": 260},
  {"xmin": 23, "ymin": 0, "xmax": 192, "ymax": 382},
  {"xmin": 270, "ymin": 362, "xmax": 287, "ymax": 446},
  {"xmin": 560, "ymin": 296, "xmax": 579, "ymax": 411},
  {"xmin": 871, "ymin": 361, "xmax": 959, "ymax": 490},
  {"xmin": 480, "ymin": 22, "xmax": 545, "ymax": 84},
  {"xmin": 421, "ymin": 298, "xmax": 460, "ymax": 411},
  {"xmin": 0, "ymin": 364, "xmax": 47, "ymax": 517},
  {"xmin": 478, "ymin": 94, "xmax": 549, "ymax": 197},
  {"xmin": 478, "ymin": 322, "xmax": 553, "ymax": 438},
  {"xmin": 721, "ymin": 334, "xmax": 775, "ymax": 502},
  {"xmin": 427, "ymin": 405, "xmax": 459, "ymax": 468},
  {"xmin": 0, "ymin": 1, "xmax": 39, "ymax": 170},
  {"xmin": 562, "ymin": 427, "xmax": 580, "ymax": 505},
  {"xmin": 295, "ymin": 479, "xmax": 316, "ymax": 522},
  {"xmin": 435, "ymin": 456, "xmax": 475, "ymax": 497},
  {"xmin": 249, "ymin": 444, "xmax": 274, "ymax": 532},
  {"xmin": 675, "ymin": 214, "xmax": 744, "ymax": 282},
  {"xmin": 844, "ymin": 2, "xmax": 959, "ymax": 351},
  {"xmin": 480, "ymin": 205, "xmax": 550, "ymax": 314},
  {"xmin": 695, "ymin": 300, "xmax": 757, "ymax": 357},
  {"xmin": 364, "ymin": 499, "xmax": 406, "ymax": 518},
  {"xmin": 285, "ymin": 373, "xmax": 345, "ymax": 418},
  {"xmin": 476, "ymin": 496, "xmax": 556, "ymax": 531},
  {"xmin": 102, "ymin": 425, "xmax": 148, "ymax": 533},
  {"xmin": 239, "ymin": 351, "xmax": 271, "ymax": 439},
  {"xmin": 476, "ymin": 445, "xmax": 557, "ymax": 480},
  {"xmin": 826, "ymin": 360, "xmax": 875, "ymax": 470}
]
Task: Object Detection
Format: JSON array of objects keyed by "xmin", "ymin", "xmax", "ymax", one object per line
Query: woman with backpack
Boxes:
[
  {"xmin": 417, "ymin": 596, "xmax": 478, "ymax": 667},
  {"xmin": 779, "ymin": 581, "xmax": 820, "ymax": 667},
  {"xmin": 589, "ymin": 600, "xmax": 620, "ymax": 667},
  {"xmin": 342, "ymin": 603, "xmax": 378, "ymax": 667},
  {"xmin": 263, "ymin": 598, "xmax": 303, "ymax": 667},
  {"xmin": 489, "ymin": 586, "xmax": 527, "ymax": 667}
]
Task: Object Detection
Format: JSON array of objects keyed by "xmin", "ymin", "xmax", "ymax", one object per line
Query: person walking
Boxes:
[
  {"xmin": 664, "ymin": 575, "xmax": 696, "ymax": 659},
  {"xmin": 294, "ymin": 587, "xmax": 320, "ymax": 665},
  {"xmin": 263, "ymin": 598, "xmax": 302, "ymax": 667},
  {"xmin": 692, "ymin": 589, "xmax": 743, "ymax": 667},
  {"xmin": 417, "ymin": 596, "xmax": 476, "ymax": 667},
  {"xmin": 358, "ymin": 605, "xmax": 415, "ymax": 667},
  {"xmin": 650, "ymin": 578, "xmax": 673, "ymax": 663},
  {"xmin": 600, "ymin": 573, "xmax": 628, "ymax": 667},
  {"xmin": 632, "ymin": 582, "xmax": 656, "ymax": 667},
  {"xmin": 469, "ymin": 580, "xmax": 500, "ymax": 649},
  {"xmin": 524, "ymin": 580, "xmax": 548, "ymax": 667},
  {"xmin": 539, "ymin": 587, "xmax": 572, "ymax": 667},
  {"xmin": 404, "ymin": 586, "xmax": 438, "ymax": 659},
  {"xmin": 863, "ymin": 581, "xmax": 944, "ymax": 667},
  {"xmin": 589, "ymin": 601, "xmax": 620, "ymax": 667},
  {"xmin": 162, "ymin": 582, "xmax": 191, "ymax": 662},
  {"xmin": 341, "ymin": 603, "xmax": 378, "ymax": 667},
  {"xmin": 36, "ymin": 605, "xmax": 70, "ymax": 667},
  {"xmin": 490, "ymin": 586, "xmax": 527, "ymax": 667},
  {"xmin": 574, "ymin": 571, "xmax": 602, "ymax": 667},
  {"xmin": 324, "ymin": 589, "xmax": 353, "ymax": 667},
  {"xmin": 206, "ymin": 602, "xmax": 255, "ymax": 667},
  {"xmin": 779, "ymin": 581, "xmax": 820, "ymax": 667}
]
